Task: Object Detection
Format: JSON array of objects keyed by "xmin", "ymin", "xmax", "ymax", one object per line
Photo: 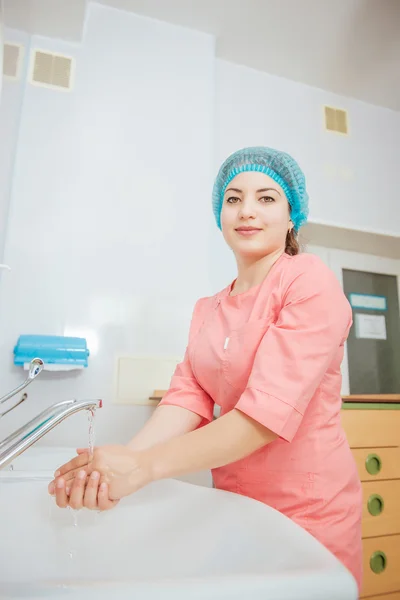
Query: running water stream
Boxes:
[
  {"xmin": 66, "ymin": 406, "xmax": 99, "ymax": 559},
  {"xmin": 88, "ymin": 408, "xmax": 96, "ymax": 460}
]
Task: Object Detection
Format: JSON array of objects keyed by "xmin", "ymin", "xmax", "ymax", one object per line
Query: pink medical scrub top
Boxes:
[{"xmin": 159, "ymin": 252, "xmax": 363, "ymax": 591}]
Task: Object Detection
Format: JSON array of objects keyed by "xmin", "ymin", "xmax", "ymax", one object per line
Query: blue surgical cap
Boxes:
[{"xmin": 212, "ymin": 146, "xmax": 309, "ymax": 232}]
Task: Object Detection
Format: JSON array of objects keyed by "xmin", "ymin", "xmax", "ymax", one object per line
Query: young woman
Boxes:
[{"xmin": 49, "ymin": 146, "xmax": 362, "ymax": 591}]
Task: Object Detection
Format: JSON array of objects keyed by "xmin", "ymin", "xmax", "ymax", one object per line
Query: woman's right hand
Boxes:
[
  {"xmin": 48, "ymin": 448, "xmax": 119, "ymax": 511},
  {"xmin": 51, "ymin": 469, "xmax": 119, "ymax": 511}
]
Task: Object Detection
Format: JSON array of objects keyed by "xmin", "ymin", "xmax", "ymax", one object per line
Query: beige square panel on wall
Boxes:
[
  {"xmin": 114, "ymin": 356, "xmax": 182, "ymax": 405},
  {"xmin": 29, "ymin": 48, "xmax": 75, "ymax": 91},
  {"xmin": 324, "ymin": 105, "xmax": 349, "ymax": 135},
  {"xmin": 3, "ymin": 43, "xmax": 24, "ymax": 80}
]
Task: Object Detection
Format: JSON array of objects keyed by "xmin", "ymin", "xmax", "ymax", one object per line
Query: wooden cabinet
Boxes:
[{"xmin": 341, "ymin": 404, "xmax": 400, "ymax": 598}]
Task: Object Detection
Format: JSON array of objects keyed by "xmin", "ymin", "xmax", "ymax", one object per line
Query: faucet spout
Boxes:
[{"xmin": 0, "ymin": 398, "xmax": 102, "ymax": 470}]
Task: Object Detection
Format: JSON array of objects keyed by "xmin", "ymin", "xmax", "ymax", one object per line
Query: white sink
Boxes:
[
  {"xmin": 0, "ymin": 446, "xmax": 74, "ymax": 478},
  {"xmin": 0, "ymin": 447, "xmax": 358, "ymax": 599}
]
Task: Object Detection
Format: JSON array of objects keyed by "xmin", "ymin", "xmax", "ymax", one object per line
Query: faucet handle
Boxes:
[
  {"xmin": 28, "ymin": 358, "xmax": 44, "ymax": 380},
  {"xmin": 0, "ymin": 393, "xmax": 28, "ymax": 418},
  {"xmin": 0, "ymin": 358, "xmax": 44, "ymax": 406}
]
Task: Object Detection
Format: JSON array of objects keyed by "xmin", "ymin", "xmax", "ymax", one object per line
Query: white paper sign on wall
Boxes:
[{"xmin": 355, "ymin": 313, "xmax": 387, "ymax": 340}]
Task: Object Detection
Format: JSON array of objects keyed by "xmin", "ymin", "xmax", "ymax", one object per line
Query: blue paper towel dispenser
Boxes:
[{"xmin": 14, "ymin": 335, "xmax": 90, "ymax": 370}]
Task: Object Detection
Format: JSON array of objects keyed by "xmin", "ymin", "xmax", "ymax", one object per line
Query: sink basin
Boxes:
[
  {"xmin": 0, "ymin": 447, "xmax": 358, "ymax": 599},
  {"xmin": 0, "ymin": 446, "xmax": 74, "ymax": 478}
]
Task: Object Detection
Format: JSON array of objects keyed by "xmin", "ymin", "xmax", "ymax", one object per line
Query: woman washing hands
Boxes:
[
  {"xmin": 49, "ymin": 406, "xmax": 277, "ymax": 509},
  {"xmin": 49, "ymin": 147, "xmax": 362, "ymax": 593}
]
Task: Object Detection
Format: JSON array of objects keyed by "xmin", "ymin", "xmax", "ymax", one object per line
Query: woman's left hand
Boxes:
[{"xmin": 50, "ymin": 445, "xmax": 153, "ymax": 510}]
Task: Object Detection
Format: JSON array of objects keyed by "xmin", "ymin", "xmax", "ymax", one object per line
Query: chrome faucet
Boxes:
[
  {"xmin": 0, "ymin": 358, "xmax": 44, "ymax": 417},
  {"xmin": 0, "ymin": 398, "xmax": 102, "ymax": 470}
]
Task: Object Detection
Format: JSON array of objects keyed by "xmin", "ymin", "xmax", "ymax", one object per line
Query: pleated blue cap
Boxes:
[{"xmin": 212, "ymin": 146, "xmax": 309, "ymax": 231}]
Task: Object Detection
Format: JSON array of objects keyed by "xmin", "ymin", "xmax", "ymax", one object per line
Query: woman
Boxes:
[{"xmin": 49, "ymin": 146, "xmax": 362, "ymax": 591}]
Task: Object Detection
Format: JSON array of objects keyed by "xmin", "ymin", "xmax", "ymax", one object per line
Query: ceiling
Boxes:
[
  {"xmin": 2, "ymin": 0, "xmax": 87, "ymax": 42},
  {"xmin": 3, "ymin": 0, "xmax": 400, "ymax": 111}
]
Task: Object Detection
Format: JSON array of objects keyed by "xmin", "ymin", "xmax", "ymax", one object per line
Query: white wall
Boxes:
[
  {"xmin": 0, "ymin": 0, "xmax": 3, "ymax": 102},
  {"xmin": 0, "ymin": 3, "xmax": 216, "ymax": 468},
  {"xmin": 0, "ymin": 29, "xmax": 29, "ymax": 265},
  {"xmin": 215, "ymin": 60, "xmax": 400, "ymax": 237}
]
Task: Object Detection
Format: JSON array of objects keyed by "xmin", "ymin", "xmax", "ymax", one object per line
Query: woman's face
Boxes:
[{"xmin": 220, "ymin": 171, "xmax": 292, "ymax": 260}]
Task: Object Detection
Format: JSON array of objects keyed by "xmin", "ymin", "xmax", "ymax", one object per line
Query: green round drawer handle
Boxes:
[
  {"xmin": 370, "ymin": 551, "xmax": 387, "ymax": 574},
  {"xmin": 365, "ymin": 454, "xmax": 382, "ymax": 475},
  {"xmin": 368, "ymin": 494, "xmax": 384, "ymax": 516}
]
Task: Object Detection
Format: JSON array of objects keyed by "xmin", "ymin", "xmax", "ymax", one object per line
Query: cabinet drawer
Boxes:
[
  {"xmin": 362, "ymin": 480, "xmax": 400, "ymax": 538},
  {"xmin": 353, "ymin": 447, "xmax": 400, "ymax": 482},
  {"xmin": 361, "ymin": 535, "xmax": 400, "ymax": 597},
  {"xmin": 365, "ymin": 593, "xmax": 400, "ymax": 600},
  {"xmin": 341, "ymin": 410, "xmax": 400, "ymax": 448}
]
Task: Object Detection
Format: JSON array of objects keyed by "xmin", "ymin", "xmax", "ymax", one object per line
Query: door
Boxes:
[{"xmin": 329, "ymin": 250, "xmax": 400, "ymax": 396}]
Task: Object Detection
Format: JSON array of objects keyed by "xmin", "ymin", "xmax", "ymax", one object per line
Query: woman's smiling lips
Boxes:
[{"xmin": 235, "ymin": 226, "xmax": 263, "ymax": 236}]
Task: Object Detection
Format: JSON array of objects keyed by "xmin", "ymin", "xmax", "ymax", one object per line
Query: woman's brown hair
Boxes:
[{"xmin": 285, "ymin": 229, "xmax": 300, "ymax": 256}]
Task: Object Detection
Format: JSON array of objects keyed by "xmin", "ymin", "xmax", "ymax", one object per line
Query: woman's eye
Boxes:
[
  {"xmin": 259, "ymin": 196, "xmax": 275, "ymax": 203},
  {"xmin": 226, "ymin": 196, "xmax": 240, "ymax": 204}
]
